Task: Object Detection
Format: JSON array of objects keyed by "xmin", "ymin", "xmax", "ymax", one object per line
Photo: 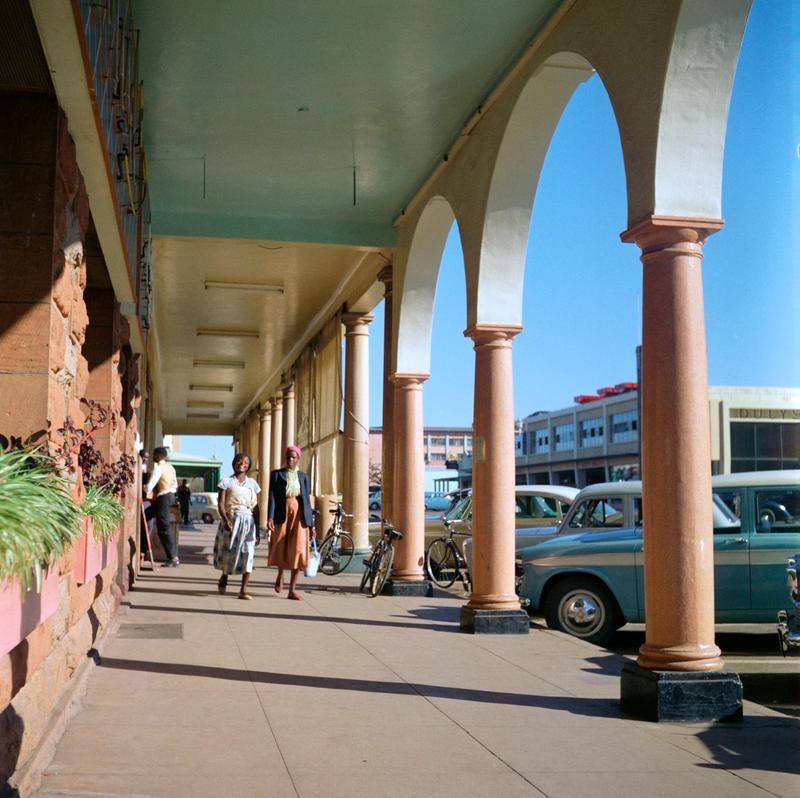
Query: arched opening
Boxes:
[{"xmin": 517, "ymin": 70, "xmax": 640, "ymax": 489}]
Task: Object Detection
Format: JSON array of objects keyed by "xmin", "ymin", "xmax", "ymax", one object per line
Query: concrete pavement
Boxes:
[{"xmin": 31, "ymin": 527, "xmax": 799, "ymax": 798}]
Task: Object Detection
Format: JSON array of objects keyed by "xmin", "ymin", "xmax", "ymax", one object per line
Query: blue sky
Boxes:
[{"xmin": 179, "ymin": 0, "xmax": 797, "ymax": 461}]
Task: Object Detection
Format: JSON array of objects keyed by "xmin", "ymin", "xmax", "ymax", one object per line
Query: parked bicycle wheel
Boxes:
[
  {"xmin": 370, "ymin": 543, "xmax": 394, "ymax": 597},
  {"xmin": 425, "ymin": 538, "xmax": 459, "ymax": 587},
  {"xmin": 318, "ymin": 532, "xmax": 355, "ymax": 575},
  {"xmin": 360, "ymin": 546, "xmax": 378, "ymax": 592}
]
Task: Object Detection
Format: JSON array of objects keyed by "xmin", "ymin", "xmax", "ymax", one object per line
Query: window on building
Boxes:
[
  {"xmin": 731, "ymin": 422, "xmax": 800, "ymax": 472},
  {"xmin": 609, "ymin": 464, "xmax": 639, "ymax": 481},
  {"xmin": 611, "ymin": 410, "xmax": 639, "ymax": 443},
  {"xmin": 534, "ymin": 430, "xmax": 549, "ymax": 454},
  {"xmin": 554, "ymin": 423, "xmax": 574, "ymax": 451},
  {"xmin": 430, "ymin": 436, "xmax": 446, "ymax": 446},
  {"xmin": 579, "ymin": 417, "xmax": 604, "ymax": 447}
]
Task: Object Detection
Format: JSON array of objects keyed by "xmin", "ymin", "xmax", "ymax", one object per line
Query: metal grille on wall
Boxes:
[
  {"xmin": 78, "ymin": 0, "xmax": 149, "ymax": 297},
  {"xmin": 138, "ymin": 193, "xmax": 152, "ymax": 333}
]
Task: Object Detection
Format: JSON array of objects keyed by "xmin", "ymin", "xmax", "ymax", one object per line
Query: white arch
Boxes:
[
  {"xmin": 395, "ymin": 196, "xmax": 457, "ymax": 375},
  {"xmin": 654, "ymin": 0, "xmax": 751, "ymax": 219},
  {"xmin": 475, "ymin": 52, "xmax": 595, "ymax": 326}
]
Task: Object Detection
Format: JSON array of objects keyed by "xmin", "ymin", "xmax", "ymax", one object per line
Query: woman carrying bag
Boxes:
[
  {"xmin": 214, "ymin": 453, "xmax": 261, "ymax": 599},
  {"xmin": 267, "ymin": 445, "xmax": 315, "ymax": 600}
]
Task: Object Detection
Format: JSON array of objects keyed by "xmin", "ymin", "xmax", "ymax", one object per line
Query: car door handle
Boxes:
[{"xmin": 729, "ymin": 538, "xmax": 747, "ymax": 544}]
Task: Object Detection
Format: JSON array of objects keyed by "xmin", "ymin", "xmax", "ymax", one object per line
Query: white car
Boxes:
[{"xmin": 459, "ymin": 484, "xmax": 579, "ymax": 582}]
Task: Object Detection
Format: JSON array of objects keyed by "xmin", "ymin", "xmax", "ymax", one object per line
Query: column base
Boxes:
[
  {"xmin": 385, "ymin": 579, "xmax": 433, "ymax": 597},
  {"xmin": 460, "ymin": 606, "xmax": 529, "ymax": 635},
  {"xmin": 620, "ymin": 661, "xmax": 743, "ymax": 722}
]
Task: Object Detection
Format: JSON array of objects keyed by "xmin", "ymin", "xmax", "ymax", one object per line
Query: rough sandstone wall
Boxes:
[{"xmin": 0, "ymin": 94, "xmax": 138, "ymax": 787}]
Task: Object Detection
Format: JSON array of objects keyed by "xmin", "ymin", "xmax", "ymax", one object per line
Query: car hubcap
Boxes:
[{"xmin": 560, "ymin": 591, "xmax": 603, "ymax": 635}]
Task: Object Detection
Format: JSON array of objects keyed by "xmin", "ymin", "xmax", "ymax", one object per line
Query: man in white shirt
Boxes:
[{"xmin": 144, "ymin": 447, "xmax": 180, "ymax": 566}]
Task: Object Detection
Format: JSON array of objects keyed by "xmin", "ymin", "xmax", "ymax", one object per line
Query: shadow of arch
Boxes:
[
  {"xmin": 395, "ymin": 196, "xmax": 460, "ymax": 376},
  {"xmin": 476, "ymin": 51, "xmax": 600, "ymax": 326},
  {"xmin": 97, "ymin": 656, "xmax": 618, "ymax": 718},
  {"xmin": 653, "ymin": 0, "xmax": 751, "ymax": 219}
]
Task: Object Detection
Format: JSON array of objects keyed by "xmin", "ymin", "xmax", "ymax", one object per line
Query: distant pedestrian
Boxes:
[
  {"xmin": 144, "ymin": 447, "xmax": 180, "ymax": 567},
  {"xmin": 177, "ymin": 479, "xmax": 191, "ymax": 525},
  {"xmin": 214, "ymin": 453, "xmax": 260, "ymax": 599},
  {"xmin": 268, "ymin": 446, "xmax": 315, "ymax": 600}
]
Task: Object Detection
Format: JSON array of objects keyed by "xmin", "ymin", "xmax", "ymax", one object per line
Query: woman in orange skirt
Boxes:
[{"xmin": 267, "ymin": 445, "xmax": 316, "ymax": 600}]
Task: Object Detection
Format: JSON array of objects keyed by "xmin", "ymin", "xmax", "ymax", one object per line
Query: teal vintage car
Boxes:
[{"xmin": 518, "ymin": 471, "xmax": 800, "ymax": 644}]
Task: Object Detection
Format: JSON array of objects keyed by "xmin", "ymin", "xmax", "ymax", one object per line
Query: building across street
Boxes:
[{"xmin": 455, "ymin": 384, "xmax": 800, "ymax": 489}]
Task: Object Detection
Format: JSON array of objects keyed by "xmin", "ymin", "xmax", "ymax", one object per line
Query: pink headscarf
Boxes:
[{"xmin": 285, "ymin": 445, "xmax": 302, "ymax": 459}]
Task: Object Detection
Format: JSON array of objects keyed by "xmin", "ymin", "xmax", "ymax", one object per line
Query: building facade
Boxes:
[
  {"xmin": 515, "ymin": 385, "xmax": 800, "ymax": 487},
  {"xmin": 369, "ymin": 426, "xmax": 472, "ymax": 470}
]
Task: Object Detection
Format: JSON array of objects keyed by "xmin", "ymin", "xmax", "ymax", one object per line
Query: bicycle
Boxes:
[
  {"xmin": 316, "ymin": 504, "xmax": 355, "ymax": 575},
  {"xmin": 425, "ymin": 518, "xmax": 471, "ymax": 591},
  {"xmin": 360, "ymin": 520, "xmax": 403, "ymax": 597}
]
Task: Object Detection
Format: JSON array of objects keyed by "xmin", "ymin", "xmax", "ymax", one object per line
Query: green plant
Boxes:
[
  {"xmin": 0, "ymin": 447, "xmax": 83, "ymax": 592},
  {"xmin": 82, "ymin": 486, "xmax": 125, "ymax": 541}
]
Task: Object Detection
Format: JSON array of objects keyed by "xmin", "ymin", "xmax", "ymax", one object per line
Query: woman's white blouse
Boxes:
[{"xmin": 218, "ymin": 476, "xmax": 260, "ymax": 512}]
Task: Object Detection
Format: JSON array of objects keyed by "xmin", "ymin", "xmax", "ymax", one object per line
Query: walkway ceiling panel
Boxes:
[
  {"xmin": 154, "ymin": 236, "xmax": 376, "ymax": 434},
  {"xmin": 136, "ymin": 0, "xmax": 563, "ymax": 247}
]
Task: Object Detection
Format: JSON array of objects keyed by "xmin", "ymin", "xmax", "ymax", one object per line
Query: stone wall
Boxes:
[{"xmin": 0, "ymin": 92, "xmax": 140, "ymax": 790}]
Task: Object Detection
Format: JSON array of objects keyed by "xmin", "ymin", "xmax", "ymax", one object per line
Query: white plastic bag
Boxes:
[{"xmin": 305, "ymin": 539, "xmax": 320, "ymax": 578}]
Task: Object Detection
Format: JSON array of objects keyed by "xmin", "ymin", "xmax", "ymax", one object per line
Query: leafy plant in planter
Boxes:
[
  {"xmin": 82, "ymin": 486, "xmax": 126, "ymax": 541},
  {"xmin": 0, "ymin": 447, "xmax": 83, "ymax": 592}
]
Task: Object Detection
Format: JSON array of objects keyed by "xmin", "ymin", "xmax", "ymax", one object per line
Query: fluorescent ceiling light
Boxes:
[
  {"xmin": 187, "ymin": 400, "xmax": 225, "ymax": 408},
  {"xmin": 196, "ymin": 328, "xmax": 259, "ymax": 338},
  {"xmin": 189, "ymin": 384, "xmax": 234, "ymax": 392},
  {"xmin": 204, "ymin": 280, "xmax": 284, "ymax": 294},
  {"xmin": 187, "ymin": 413, "xmax": 220, "ymax": 419},
  {"xmin": 193, "ymin": 359, "xmax": 246, "ymax": 369}
]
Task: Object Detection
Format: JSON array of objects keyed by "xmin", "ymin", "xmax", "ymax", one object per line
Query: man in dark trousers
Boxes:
[
  {"xmin": 177, "ymin": 479, "xmax": 192, "ymax": 525},
  {"xmin": 144, "ymin": 447, "xmax": 180, "ymax": 566}
]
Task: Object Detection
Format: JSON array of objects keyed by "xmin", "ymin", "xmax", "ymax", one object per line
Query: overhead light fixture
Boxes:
[
  {"xmin": 187, "ymin": 413, "xmax": 221, "ymax": 419},
  {"xmin": 187, "ymin": 400, "xmax": 225, "ymax": 408},
  {"xmin": 189, "ymin": 384, "xmax": 234, "ymax": 392},
  {"xmin": 193, "ymin": 359, "xmax": 246, "ymax": 369},
  {"xmin": 204, "ymin": 280, "xmax": 284, "ymax": 294},
  {"xmin": 196, "ymin": 328, "xmax": 259, "ymax": 338}
]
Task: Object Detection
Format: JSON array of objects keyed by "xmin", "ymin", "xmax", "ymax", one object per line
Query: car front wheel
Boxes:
[
  {"xmin": 544, "ymin": 577, "xmax": 620, "ymax": 645},
  {"xmin": 202, "ymin": 513, "xmax": 213, "ymax": 524}
]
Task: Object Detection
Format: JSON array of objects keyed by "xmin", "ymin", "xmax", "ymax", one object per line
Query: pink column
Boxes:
[
  {"xmin": 622, "ymin": 218, "xmax": 723, "ymax": 672},
  {"xmin": 270, "ymin": 395, "xmax": 283, "ymax": 471},
  {"xmin": 390, "ymin": 373, "xmax": 430, "ymax": 592},
  {"xmin": 257, "ymin": 404, "xmax": 271, "ymax": 529},
  {"xmin": 281, "ymin": 380, "xmax": 295, "ymax": 448},
  {"xmin": 462, "ymin": 325, "xmax": 528, "ymax": 633},
  {"xmin": 378, "ymin": 265, "xmax": 395, "ymax": 525},
  {"xmin": 342, "ymin": 312, "xmax": 374, "ymax": 553}
]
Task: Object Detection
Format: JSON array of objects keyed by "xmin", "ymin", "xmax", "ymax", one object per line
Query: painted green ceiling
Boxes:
[{"xmin": 136, "ymin": 0, "xmax": 563, "ymax": 247}]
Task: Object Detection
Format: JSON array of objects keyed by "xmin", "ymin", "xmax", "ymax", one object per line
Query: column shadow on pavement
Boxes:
[
  {"xmin": 124, "ymin": 603, "xmax": 459, "ymax": 632},
  {"xmin": 693, "ymin": 718, "xmax": 799, "ymax": 776},
  {"xmin": 96, "ymin": 655, "xmax": 617, "ymax": 717}
]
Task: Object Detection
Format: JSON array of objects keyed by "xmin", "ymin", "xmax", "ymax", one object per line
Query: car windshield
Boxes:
[
  {"xmin": 568, "ymin": 497, "xmax": 624, "ymax": 528},
  {"xmin": 444, "ymin": 495, "xmax": 471, "ymax": 523},
  {"xmin": 712, "ymin": 493, "xmax": 741, "ymax": 530}
]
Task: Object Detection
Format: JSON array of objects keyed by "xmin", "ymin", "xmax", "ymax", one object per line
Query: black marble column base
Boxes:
[
  {"xmin": 384, "ymin": 579, "xmax": 433, "ymax": 597},
  {"xmin": 460, "ymin": 606, "xmax": 530, "ymax": 634},
  {"xmin": 620, "ymin": 661, "xmax": 743, "ymax": 722}
]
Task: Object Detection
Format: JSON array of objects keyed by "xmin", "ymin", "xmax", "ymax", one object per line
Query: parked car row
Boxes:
[{"xmin": 517, "ymin": 470, "xmax": 800, "ymax": 644}]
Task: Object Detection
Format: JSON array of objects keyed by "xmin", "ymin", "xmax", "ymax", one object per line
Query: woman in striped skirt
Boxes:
[{"xmin": 214, "ymin": 453, "xmax": 261, "ymax": 599}]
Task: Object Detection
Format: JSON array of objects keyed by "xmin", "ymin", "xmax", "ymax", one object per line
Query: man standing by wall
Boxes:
[{"xmin": 145, "ymin": 447, "xmax": 180, "ymax": 566}]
